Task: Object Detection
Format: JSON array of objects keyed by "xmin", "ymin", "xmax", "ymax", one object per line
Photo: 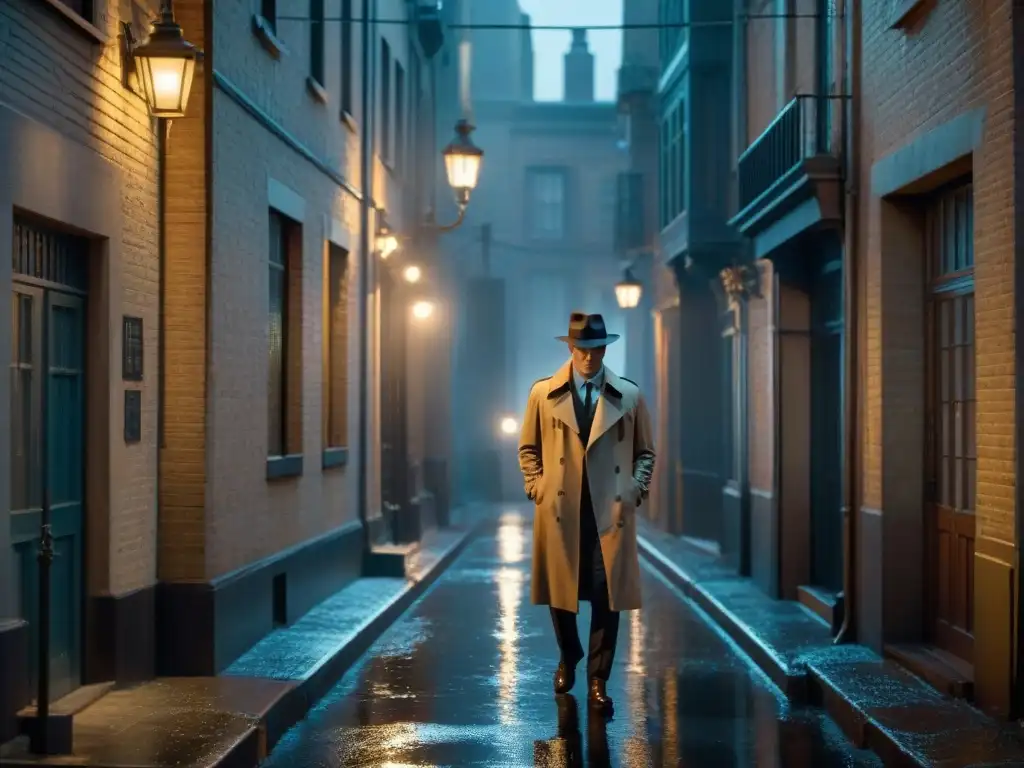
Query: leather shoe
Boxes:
[
  {"xmin": 588, "ymin": 678, "xmax": 614, "ymax": 712},
  {"xmin": 553, "ymin": 660, "xmax": 576, "ymax": 694}
]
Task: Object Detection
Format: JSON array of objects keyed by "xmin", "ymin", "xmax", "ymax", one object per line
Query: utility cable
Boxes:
[{"xmin": 276, "ymin": 15, "xmax": 838, "ymax": 28}]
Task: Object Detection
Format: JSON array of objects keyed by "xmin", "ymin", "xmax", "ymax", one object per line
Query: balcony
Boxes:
[
  {"xmin": 729, "ymin": 95, "xmax": 846, "ymax": 252},
  {"xmin": 615, "ymin": 171, "xmax": 649, "ymax": 253}
]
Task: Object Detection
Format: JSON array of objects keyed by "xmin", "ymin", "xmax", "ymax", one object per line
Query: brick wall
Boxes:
[
  {"xmin": 0, "ymin": 0, "xmax": 161, "ymax": 594},
  {"xmin": 160, "ymin": 0, "xmax": 208, "ymax": 583},
  {"xmin": 201, "ymin": 0, "xmax": 416, "ymax": 577},
  {"xmin": 859, "ymin": 0, "xmax": 1015, "ymax": 542}
]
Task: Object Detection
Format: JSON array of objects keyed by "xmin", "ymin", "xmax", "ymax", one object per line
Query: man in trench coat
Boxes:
[{"xmin": 518, "ymin": 311, "xmax": 656, "ymax": 712}]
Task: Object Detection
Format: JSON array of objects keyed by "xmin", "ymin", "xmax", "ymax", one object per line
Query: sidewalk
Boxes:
[
  {"xmin": 637, "ymin": 518, "xmax": 1024, "ymax": 768},
  {"xmin": 0, "ymin": 510, "xmax": 491, "ymax": 768}
]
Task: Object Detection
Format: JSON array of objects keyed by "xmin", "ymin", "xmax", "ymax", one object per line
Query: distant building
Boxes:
[{"xmin": 435, "ymin": 5, "xmax": 628, "ymax": 502}]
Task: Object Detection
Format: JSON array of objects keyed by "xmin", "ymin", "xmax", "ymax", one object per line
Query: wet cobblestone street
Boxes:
[{"xmin": 264, "ymin": 511, "xmax": 881, "ymax": 766}]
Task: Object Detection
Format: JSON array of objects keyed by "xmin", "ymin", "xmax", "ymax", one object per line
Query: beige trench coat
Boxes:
[{"xmin": 518, "ymin": 361, "xmax": 656, "ymax": 613}]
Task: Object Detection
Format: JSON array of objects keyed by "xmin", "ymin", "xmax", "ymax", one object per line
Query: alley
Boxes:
[{"xmin": 263, "ymin": 512, "xmax": 879, "ymax": 767}]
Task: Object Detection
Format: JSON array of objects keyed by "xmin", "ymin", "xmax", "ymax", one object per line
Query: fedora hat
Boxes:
[{"xmin": 555, "ymin": 311, "xmax": 620, "ymax": 348}]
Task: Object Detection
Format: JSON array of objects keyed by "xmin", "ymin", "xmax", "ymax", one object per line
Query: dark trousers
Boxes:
[{"xmin": 550, "ymin": 464, "xmax": 620, "ymax": 680}]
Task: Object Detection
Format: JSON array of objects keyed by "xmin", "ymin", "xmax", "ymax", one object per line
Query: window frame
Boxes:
[
  {"xmin": 309, "ymin": 0, "xmax": 326, "ymax": 86},
  {"xmin": 395, "ymin": 62, "xmax": 406, "ymax": 173},
  {"xmin": 323, "ymin": 242, "xmax": 350, "ymax": 468},
  {"xmin": 525, "ymin": 166, "xmax": 569, "ymax": 241},
  {"xmin": 380, "ymin": 39, "xmax": 392, "ymax": 164},
  {"xmin": 340, "ymin": 0, "xmax": 354, "ymax": 118}
]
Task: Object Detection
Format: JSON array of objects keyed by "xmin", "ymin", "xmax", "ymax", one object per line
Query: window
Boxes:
[
  {"xmin": 268, "ymin": 211, "xmax": 289, "ymax": 457},
  {"xmin": 340, "ymin": 0, "xmax": 353, "ymax": 115},
  {"xmin": 381, "ymin": 40, "xmax": 392, "ymax": 162},
  {"xmin": 267, "ymin": 209, "xmax": 303, "ymax": 467},
  {"xmin": 658, "ymin": 0, "xmax": 685, "ymax": 64},
  {"xmin": 526, "ymin": 168, "xmax": 568, "ymax": 240},
  {"xmin": 261, "ymin": 0, "xmax": 277, "ymax": 32},
  {"xmin": 324, "ymin": 244, "xmax": 349, "ymax": 454},
  {"xmin": 395, "ymin": 63, "xmax": 405, "ymax": 172},
  {"xmin": 659, "ymin": 100, "xmax": 686, "ymax": 228},
  {"xmin": 310, "ymin": 0, "xmax": 325, "ymax": 85}
]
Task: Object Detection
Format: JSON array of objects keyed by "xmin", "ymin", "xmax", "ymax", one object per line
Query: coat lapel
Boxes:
[
  {"xmin": 586, "ymin": 368, "xmax": 627, "ymax": 450},
  {"xmin": 547, "ymin": 361, "xmax": 579, "ymax": 435}
]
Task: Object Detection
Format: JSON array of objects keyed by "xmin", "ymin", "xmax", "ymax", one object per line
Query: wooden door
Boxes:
[
  {"xmin": 925, "ymin": 183, "xmax": 976, "ymax": 663},
  {"xmin": 10, "ymin": 217, "xmax": 88, "ymax": 702}
]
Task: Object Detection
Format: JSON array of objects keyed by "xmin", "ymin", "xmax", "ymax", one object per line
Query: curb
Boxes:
[
  {"xmin": 639, "ymin": 535, "xmax": 1024, "ymax": 768},
  {"xmin": 236, "ymin": 520, "xmax": 484, "ymax": 766},
  {"xmin": 638, "ymin": 536, "xmax": 809, "ymax": 702}
]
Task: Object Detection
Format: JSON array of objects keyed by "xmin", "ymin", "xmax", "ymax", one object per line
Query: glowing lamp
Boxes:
[
  {"xmin": 615, "ymin": 268, "xmax": 643, "ymax": 309},
  {"xmin": 132, "ymin": 2, "xmax": 198, "ymax": 119},
  {"xmin": 443, "ymin": 119, "xmax": 484, "ymax": 208},
  {"xmin": 411, "ymin": 300, "xmax": 434, "ymax": 320}
]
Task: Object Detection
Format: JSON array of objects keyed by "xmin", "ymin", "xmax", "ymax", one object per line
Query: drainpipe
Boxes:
[
  {"xmin": 771, "ymin": 268, "xmax": 782, "ymax": 597},
  {"xmin": 356, "ymin": 0, "xmax": 376, "ymax": 556},
  {"xmin": 835, "ymin": 0, "xmax": 860, "ymax": 645}
]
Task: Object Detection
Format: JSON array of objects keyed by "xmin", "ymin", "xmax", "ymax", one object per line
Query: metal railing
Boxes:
[
  {"xmin": 614, "ymin": 171, "xmax": 646, "ymax": 252},
  {"xmin": 736, "ymin": 94, "xmax": 846, "ymax": 212}
]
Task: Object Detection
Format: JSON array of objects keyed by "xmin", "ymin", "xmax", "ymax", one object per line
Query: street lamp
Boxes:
[
  {"xmin": 615, "ymin": 267, "xmax": 643, "ymax": 309},
  {"xmin": 500, "ymin": 416, "xmax": 518, "ymax": 436},
  {"xmin": 131, "ymin": 1, "xmax": 198, "ymax": 119},
  {"xmin": 411, "ymin": 300, "xmax": 435, "ymax": 320},
  {"xmin": 443, "ymin": 119, "xmax": 484, "ymax": 212},
  {"xmin": 403, "ymin": 265, "xmax": 422, "ymax": 284},
  {"xmin": 376, "ymin": 228, "xmax": 399, "ymax": 259}
]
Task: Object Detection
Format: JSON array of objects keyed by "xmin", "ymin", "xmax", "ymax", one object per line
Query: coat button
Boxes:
[
  {"xmin": 614, "ymin": 466, "xmax": 620, "ymax": 473},
  {"xmin": 618, "ymin": 519, "xmax": 625, "ymax": 528},
  {"xmin": 556, "ymin": 515, "xmax": 561, "ymax": 522},
  {"xmin": 559, "ymin": 457, "xmax": 565, "ymax": 465},
  {"xmin": 615, "ymin": 495, "xmax": 621, "ymax": 502},
  {"xmin": 558, "ymin": 490, "xmax": 565, "ymax": 497}
]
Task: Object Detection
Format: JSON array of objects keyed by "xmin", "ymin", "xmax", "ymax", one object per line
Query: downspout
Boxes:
[
  {"xmin": 734, "ymin": 0, "xmax": 751, "ymax": 576},
  {"xmin": 771, "ymin": 268, "xmax": 782, "ymax": 597},
  {"xmin": 356, "ymin": 0, "xmax": 376, "ymax": 555},
  {"xmin": 835, "ymin": 0, "xmax": 860, "ymax": 645}
]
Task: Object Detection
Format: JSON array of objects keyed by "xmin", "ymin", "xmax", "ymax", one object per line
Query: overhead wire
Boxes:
[{"xmin": 275, "ymin": 15, "xmax": 838, "ymax": 28}]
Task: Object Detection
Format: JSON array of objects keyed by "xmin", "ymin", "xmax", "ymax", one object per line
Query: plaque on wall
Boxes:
[
  {"xmin": 124, "ymin": 390, "xmax": 142, "ymax": 444},
  {"xmin": 122, "ymin": 316, "xmax": 143, "ymax": 381}
]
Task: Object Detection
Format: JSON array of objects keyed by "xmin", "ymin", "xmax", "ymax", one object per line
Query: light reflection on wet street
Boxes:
[{"xmin": 264, "ymin": 512, "xmax": 880, "ymax": 766}]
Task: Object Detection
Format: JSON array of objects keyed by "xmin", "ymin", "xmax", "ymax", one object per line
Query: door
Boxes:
[
  {"xmin": 925, "ymin": 182, "xmax": 975, "ymax": 663},
  {"xmin": 378, "ymin": 267, "xmax": 407, "ymax": 541},
  {"xmin": 10, "ymin": 267, "xmax": 87, "ymax": 702},
  {"xmin": 809, "ymin": 260, "xmax": 843, "ymax": 592}
]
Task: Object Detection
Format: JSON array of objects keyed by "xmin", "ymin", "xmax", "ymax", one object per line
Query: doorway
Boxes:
[
  {"xmin": 809, "ymin": 259, "xmax": 843, "ymax": 593},
  {"xmin": 925, "ymin": 181, "xmax": 976, "ymax": 664},
  {"xmin": 378, "ymin": 266, "xmax": 408, "ymax": 542},
  {"xmin": 9, "ymin": 216, "xmax": 88, "ymax": 702}
]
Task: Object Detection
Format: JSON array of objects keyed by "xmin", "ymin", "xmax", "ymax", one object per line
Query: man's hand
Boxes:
[{"xmin": 518, "ymin": 384, "xmax": 545, "ymax": 501}]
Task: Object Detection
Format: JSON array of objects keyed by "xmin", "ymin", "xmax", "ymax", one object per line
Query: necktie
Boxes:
[{"xmin": 584, "ymin": 382, "xmax": 593, "ymax": 414}]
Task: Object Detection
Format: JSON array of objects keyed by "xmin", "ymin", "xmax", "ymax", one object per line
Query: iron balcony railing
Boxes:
[
  {"xmin": 614, "ymin": 171, "xmax": 646, "ymax": 252},
  {"xmin": 736, "ymin": 94, "xmax": 846, "ymax": 213}
]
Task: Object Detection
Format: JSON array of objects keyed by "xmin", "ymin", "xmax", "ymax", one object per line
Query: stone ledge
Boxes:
[
  {"xmin": 0, "ymin": 514, "xmax": 488, "ymax": 767},
  {"xmin": 637, "ymin": 517, "xmax": 1024, "ymax": 767}
]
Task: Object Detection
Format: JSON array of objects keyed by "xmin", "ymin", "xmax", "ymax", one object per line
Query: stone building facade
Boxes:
[
  {"xmin": 0, "ymin": 0, "xmax": 445, "ymax": 739},
  {"xmin": 655, "ymin": 0, "xmax": 1023, "ymax": 718}
]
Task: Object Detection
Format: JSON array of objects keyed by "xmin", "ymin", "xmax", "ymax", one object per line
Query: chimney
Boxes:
[{"xmin": 563, "ymin": 28, "xmax": 594, "ymax": 102}]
